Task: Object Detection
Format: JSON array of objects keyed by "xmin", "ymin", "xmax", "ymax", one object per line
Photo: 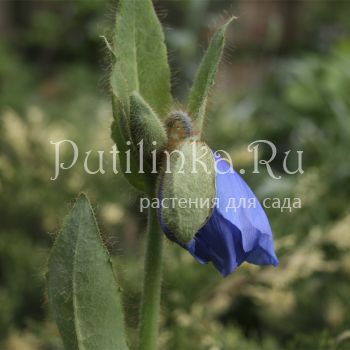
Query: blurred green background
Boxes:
[{"xmin": 1, "ymin": 0, "xmax": 350, "ymax": 349}]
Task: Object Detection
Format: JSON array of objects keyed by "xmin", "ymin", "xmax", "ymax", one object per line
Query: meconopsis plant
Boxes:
[{"xmin": 47, "ymin": 1, "xmax": 278, "ymax": 350}]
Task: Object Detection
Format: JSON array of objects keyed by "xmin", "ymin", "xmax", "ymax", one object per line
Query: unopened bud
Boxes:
[
  {"xmin": 130, "ymin": 92, "xmax": 167, "ymax": 157},
  {"xmin": 158, "ymin": 140, "xmax": 215, "ymax": 244}
]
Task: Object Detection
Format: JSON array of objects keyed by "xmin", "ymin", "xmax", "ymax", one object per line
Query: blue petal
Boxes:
[{"xmin": 185, "ymin": 155, "xmax": 278, "ymax": 276}]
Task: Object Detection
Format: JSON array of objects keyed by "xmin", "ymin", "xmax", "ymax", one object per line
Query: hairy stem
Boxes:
[{"xmin": 138, "ymin": 207, "xmax": 163, "ymax": 350}]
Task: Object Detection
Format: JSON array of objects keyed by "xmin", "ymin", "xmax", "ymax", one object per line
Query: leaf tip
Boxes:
[
  {"xmin": 77, "ymin": 191, "xmax": 88, "ymax": 200},
  {"xmin": 220, "ymin": 15, "xmax": 237, "ymax": 33},
  {"xmin": 74, "ymin": 192, "xmax": 93, "ymax": 214}
]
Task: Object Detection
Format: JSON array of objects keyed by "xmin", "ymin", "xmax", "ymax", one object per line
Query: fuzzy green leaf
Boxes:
[
  {"xmin": 47, "ymin": 194, "xmax": 128, "ymax": 350},
  {"xmin": 113, "ymin": 0, "xmax": 171, "ymax": 117},
  {"xmin": 188, "ymin": 18, "xmax": 234, "ymax": 134}
]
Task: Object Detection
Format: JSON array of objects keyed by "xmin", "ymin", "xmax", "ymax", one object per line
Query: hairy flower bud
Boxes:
[
  {"xmin": 111, "ymin": 90, "xmax": 168, "ymax": 194},
  {"xmin": 111, "ymin": 94, "xmax": 153, "ymax": 193},
  {"xmin": 164, "ymin": 111, "xmax": 193, "ymax": 150},
  {"xmin": 158, "ymin": 140, "xmax": 216, "ymax": 244},
  {"xmin": 130, "ymin": 92, "xmax": 167, "ymax": 157}
]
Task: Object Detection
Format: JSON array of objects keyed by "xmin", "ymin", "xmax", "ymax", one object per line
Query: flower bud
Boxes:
[
  {"xmin": 129, "ymin": 92, "xmax": 167, "ymax": 157},
  {"xmin": 111, "ymin": 95, "xmax": 153, "ymax": 193},
  {"xmin": 164, "ymin": 111, "xmax": 193, "ymax": 150},
  {"xmin": 111, "ymin": 88, "xmax": 168, "ymax": 193},
  {"xmin": 158, "ymin": 140, "xmax": 216, "ymax": 244}
]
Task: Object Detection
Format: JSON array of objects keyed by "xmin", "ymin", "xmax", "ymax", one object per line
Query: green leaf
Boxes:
[
  {"xmin": 110, "ymin": 0, "xmax": 172, "ymax": 193},
  {"xmin": 113, "ymin": 0, "xmax": 171, "ymax": 117},
  {"xmin": 47, "ymin": 194, "xmax": 128, "ymax": 350},
  {"xmin": 188, "ymin": 17, "xmax": 234, "ymax": 135}
]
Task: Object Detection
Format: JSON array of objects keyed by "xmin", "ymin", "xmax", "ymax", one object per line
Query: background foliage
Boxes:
[{"xmin": 0, "ymin": 0, "xmax": 350, "ymax": 349}]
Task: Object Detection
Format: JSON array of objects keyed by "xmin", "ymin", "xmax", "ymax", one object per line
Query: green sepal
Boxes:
[
  {"xmin": 159, "ymin": 140, "xmax": 216, "ymax": 244},
  {"xmin": 130, "ymin": 91, "xmax": 167, "ymax": 156},
  {"xmin": 47, "ymin": 194, "xmax": 128, "ymax": 350},
  {"xmin": 188, "ymin": 17, "xmax": 235, "ymax": 135}
]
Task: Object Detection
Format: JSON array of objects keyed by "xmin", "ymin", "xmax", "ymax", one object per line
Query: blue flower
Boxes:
[{"xmin": 159, "ymin": 153, "xmax": 278, "ymax": 277}]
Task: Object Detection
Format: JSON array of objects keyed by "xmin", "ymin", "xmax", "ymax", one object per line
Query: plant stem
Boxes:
[{"xmin": 138, "ymin": 207, "xmax": 163, "ymax": 350}]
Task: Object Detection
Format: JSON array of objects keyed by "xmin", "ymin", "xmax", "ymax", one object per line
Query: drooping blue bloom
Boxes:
[{"xmin": 159, "ymin": 153, "xmax": 278, "ymax": 277}]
